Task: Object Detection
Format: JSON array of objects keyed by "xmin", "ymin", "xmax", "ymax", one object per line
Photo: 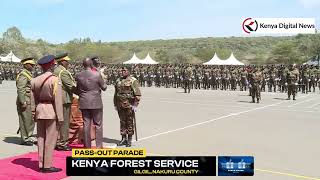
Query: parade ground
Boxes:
[{"xmin": 0, "ymin": 80, "xmax": 320, "ymax": 180}]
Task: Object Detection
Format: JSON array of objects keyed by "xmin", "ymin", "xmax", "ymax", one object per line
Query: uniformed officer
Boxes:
[
  {"xmin": 250, "ymin": 67, "xmax": 262, "ymax": 103},
  {"xmin": 16, "ymin": 58, "xmax": 36, "ymax": 146},
  {"xmin": 114, "ymin": 67, "xmax": 141, "ymax": 147},
  {"xmin": 53, "ymin": 53, "xmax": 76, "ymax": 151},
  {"xmin": 287, "ymin": 64, "xmax": 300, "ymax": 100},
  {"xmin": 183, "ymin": 66, "xmax": 193, "ymax": 93},
  {"xmin": 31, "ymin": 55, "xmax": 64, "ymax": 173}
]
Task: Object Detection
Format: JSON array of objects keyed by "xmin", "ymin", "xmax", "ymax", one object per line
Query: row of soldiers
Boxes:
[
  {"xmin": 100, "ymin": 64, "xmax": 320, "ymax": 93},
  {"xmin": 4, "ymin": 62, "xmax": 320, "ymax": 93},
  {"xmin": 4, "ymin": 61, "xmax": 320, "ymax": 93}
]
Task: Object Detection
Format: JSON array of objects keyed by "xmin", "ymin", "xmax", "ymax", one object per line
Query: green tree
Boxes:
[
  {"xmin": 270, "ymin": 41, "xmax": 301, "ymax": 64},
  {"xmin": 3, "ymin": 26, "xmax": 24, "ymax": 42}
]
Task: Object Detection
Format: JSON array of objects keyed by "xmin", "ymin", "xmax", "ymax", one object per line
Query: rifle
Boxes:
[{"xmin": 132, "ymin": 110, "xmax": 138, "ymax": 141}]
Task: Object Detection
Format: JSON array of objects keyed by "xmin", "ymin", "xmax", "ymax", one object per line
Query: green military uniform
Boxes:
[
  {"xmin": 301, "ymin": 66, "xmax": 310, "ymax": 93},
  {"xmin": 16, "ymin": 58, "xmax": 36, "ymax": 145},
  {"xmin": 309, "ymin": 67, "xmax": 317, "ymax": 92},
  {"xmin": 250, "ymin": 69, "xmax": 262, "ymax": 103},
  {"xmin": 114, "ymin": 71, "xmax": 141, "ymax": 147},
  {"xmin": 287, "ymin": 66, "xmax": 299, "ymax": 100},
  {"xmin": 183, "ymin": 67, "xmax": 192, "ymax": 93},
  {"xmin": 53, "ymin": 53, "xmax": 76, "ymax": 150}
]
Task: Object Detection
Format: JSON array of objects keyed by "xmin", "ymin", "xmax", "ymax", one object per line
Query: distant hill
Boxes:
[{"xmin": 0, "ymin": 27, "xmax": 319, "ymax": 64}]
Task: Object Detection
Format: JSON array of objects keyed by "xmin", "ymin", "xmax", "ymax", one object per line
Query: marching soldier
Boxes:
[
  {"xmin": 31, "ymin": 55, "xmax": 64, "ymax": 173},
  {"xmin": 287, "ymin": 64, "xmax": 300, "ymax": 100},
  {"xmin": 16, "ymin": 58, "xmax": 36, "ymax": 146},
  {"xmin": 53, "ymin": 53, "xmax": 76, "ymax": 151},
  {"xmin": 114, "ymin": 67, "xmax": 141, "ymax": 147}
]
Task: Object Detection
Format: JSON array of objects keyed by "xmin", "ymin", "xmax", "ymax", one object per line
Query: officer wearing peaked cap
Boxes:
[
  {"xmin": 53, "ymin": 53, "xmax": 76, "ymax": 151},
  {"xmin": 16, "ymin": 58, "xmax": 36, "ymax": 146},
  {"xmin": 31, "ymin": 55, "xmax": 64, "ymax": 173}
]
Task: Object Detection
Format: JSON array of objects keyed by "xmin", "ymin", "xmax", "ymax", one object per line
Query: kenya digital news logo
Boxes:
[{"xmin": 242, "ymin": 18, "xmax": 258, "ymax": 34}]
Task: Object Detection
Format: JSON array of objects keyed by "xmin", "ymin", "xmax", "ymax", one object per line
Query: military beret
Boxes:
[
  {"xmin": 21, "ymin": 57, "xmax": 36, "ymax": 65},
  {"xmin": 55, "ymin": 53, "xmax": 71, "ymax": 62},
  {"xmin": 38, "ymin": 55, "xmax": 55, "ymax": 65}
]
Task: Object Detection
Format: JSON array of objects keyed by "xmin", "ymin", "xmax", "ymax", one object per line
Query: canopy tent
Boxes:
[
  {"xmin": 224, "ymin": 53, "xmax": 244, "ymax": 65},
  {"xmin": 142, "ymin": 53, "xmax": 158, "ymax": 64},
  {"xmin": 123, "ymin": 53, "xmax": 143, "ymax": 64},
  {"xmin": 0, "ymin": 51, "xmax": 21, "ymax": 62},
  {"xmin": 203, "ymin": 53, "xmax": 225, "ymax": 65},
  {"xmin": 123, "ymin": 53, "xmax": 159, "ymax": 64}
]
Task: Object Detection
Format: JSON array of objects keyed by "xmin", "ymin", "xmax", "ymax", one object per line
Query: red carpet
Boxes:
[{"xmin": 0, "ymin": 145, "xmax": 85, "ymax": 180}]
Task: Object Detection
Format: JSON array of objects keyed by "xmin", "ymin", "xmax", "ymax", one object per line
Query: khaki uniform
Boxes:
[
  {"xmin": 16, "ymin": 69, "xmax": 35, "ymax": 143},
  {"xmin": 53, "ymin": 65, "xmax": 76, "ymax": 148},
  {"xmin": 31, "ymin": 71, "xmax": 64, "ymax": 168},
  {"xmin": 114, "ymin": 75, "xmax": 141, "ymax": 136}
]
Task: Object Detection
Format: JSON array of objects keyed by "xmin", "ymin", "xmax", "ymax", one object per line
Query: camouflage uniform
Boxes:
[
  {"xmin": 114, "ymin": 73, "xmax": 141, "ymax": 147},
  {"xmin": 287, "ymin": 66, "xmax": 299, "ymax": 100},
  {"xmin": 250, "ymin": 69, "xmax": 262, "ymax": 103},
  {"xmin": 183, "ymin": 67, "xmax": 192, "ymax": 93}
]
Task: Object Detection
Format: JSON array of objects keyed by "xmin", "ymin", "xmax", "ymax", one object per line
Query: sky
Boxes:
[{"xmin": 0, "ymin": 0, "xmax": 319, "ymax": 43}]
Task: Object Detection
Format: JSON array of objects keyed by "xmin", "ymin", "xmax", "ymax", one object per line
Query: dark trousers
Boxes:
[{"xmin": 81, "ymin": 109, "xmax": 103, "ymax": 148}]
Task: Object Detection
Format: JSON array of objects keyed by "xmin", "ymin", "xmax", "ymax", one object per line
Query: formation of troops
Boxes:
[
  {"xmin": 2, "ymin": 55, "xmax": 320, "ymax": 173},
  {"xmin": 2, "ymin": 61, "xmax": 320, "ymax": 99}
]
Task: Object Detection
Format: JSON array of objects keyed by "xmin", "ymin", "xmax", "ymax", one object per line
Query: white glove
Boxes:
[
  {"xmin": 132, "ymin": 106, "xmax": 137, "ymax": 112},
  {"xmin": 285, "ymin": 83, "xmax": 288, "ymax": 86},
  {"xmin": 295, "ymin": 83, "xmax": 298, "ymax": 85}
]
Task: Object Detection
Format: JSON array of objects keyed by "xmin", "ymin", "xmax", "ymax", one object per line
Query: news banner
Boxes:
[{"xmin": 66, "ymin": 149, "xmax": 254, "ymax": 176}]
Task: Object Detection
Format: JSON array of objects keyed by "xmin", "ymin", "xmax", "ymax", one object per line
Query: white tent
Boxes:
[
  {"xmin": 203, "ymin": 53, "xmax": 226, "ymax": 65},
  {"xmin": 142, "ymin": 53, "xmax": 158, "ymax": 64},
  {"xmin": 123, "ymin": 53, "xmax": 143, "ymax": 64},
  {"xmin": 224, "ymin": 53, "xmax": 244, "ymax": 65},
  {"xmin": 0, "ymin": 51, "xmax": 21, "ymax": 62}
]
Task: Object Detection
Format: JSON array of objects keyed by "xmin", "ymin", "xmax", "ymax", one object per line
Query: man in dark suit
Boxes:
[{"xmin": 75, "ymin": 58, "xmax": 107, "ymax": 148}]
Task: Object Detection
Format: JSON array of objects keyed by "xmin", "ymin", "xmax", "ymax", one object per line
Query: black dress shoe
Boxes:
[
  {"xmin": 40, "ymin": 167, "xmax": 62, "ymax": 173},
  {"xmin": 21, "ymin": 141, "xmax": 33, "ymax": 146}
]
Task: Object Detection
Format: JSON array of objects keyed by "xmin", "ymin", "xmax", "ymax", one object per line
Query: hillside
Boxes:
[{"xmin": 0, "ymin": 27, "xmax": 319, "ymax": 64}]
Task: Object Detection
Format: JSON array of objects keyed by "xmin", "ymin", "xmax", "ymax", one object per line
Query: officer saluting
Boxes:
[
  {"xmin": 31, "ymin": 55, "xmax": 64, "ymax": 173},
  {"xmin": 16, "ymin": 58, "xmax": 36, "ymax": 146},
  {"xmin": 53, "ymin": 53, "xmax": 76, "ymax": 151},
  {"xmin": 114, "ymin": 67, "xmax": 141, "ymax": 147}
]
